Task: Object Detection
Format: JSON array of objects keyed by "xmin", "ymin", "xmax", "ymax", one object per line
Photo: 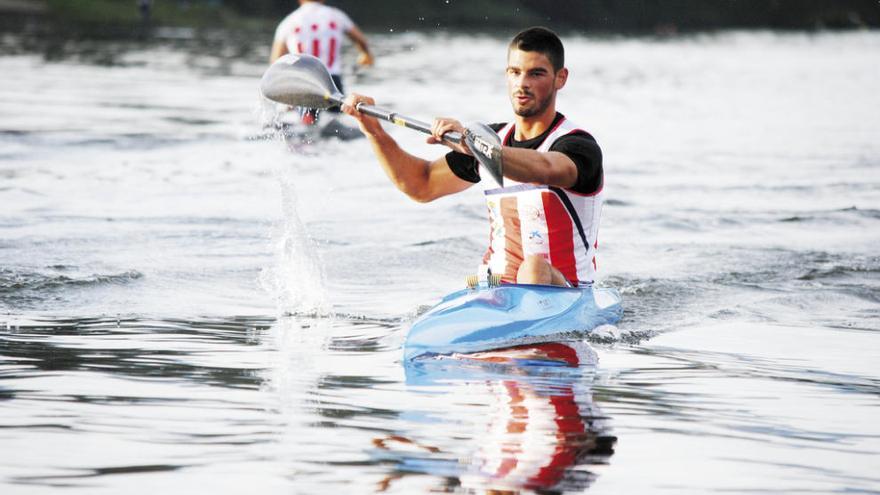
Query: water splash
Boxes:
[{"xmin": 259, "ymin": 164, "xmax": 329, "ymax": 317}]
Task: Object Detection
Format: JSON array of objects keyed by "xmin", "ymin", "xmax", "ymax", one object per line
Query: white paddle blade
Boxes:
[
  {"xmin": 464, "ymin": 122, "xmax": 504, "ymax": 187},
  {"xmin": 260, "ymin": 54, "xmax": 343, "ymax": 108}
]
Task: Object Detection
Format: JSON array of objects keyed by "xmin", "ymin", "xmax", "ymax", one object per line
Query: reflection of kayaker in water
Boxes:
[
  {"xmin": 343, "ymin": 27, "xmax": 605, "ymax": 288},
  {"xmin": 270, "ymin": 0, "xmax": 373, "ymax": 126},
  {"xmin": 374, "ymin": 342, "xmax": 616, "ymax": 492}
]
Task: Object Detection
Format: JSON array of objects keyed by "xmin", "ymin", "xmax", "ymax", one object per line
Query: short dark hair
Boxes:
[{"xmin": 508, "ymin": 26, "xmax": 564, "ymax": 72}]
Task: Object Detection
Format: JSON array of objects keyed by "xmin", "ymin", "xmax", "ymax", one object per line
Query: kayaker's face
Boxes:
[{"xmin": 506, "ymin": 49, "xmax": 568, "ymax": 118}]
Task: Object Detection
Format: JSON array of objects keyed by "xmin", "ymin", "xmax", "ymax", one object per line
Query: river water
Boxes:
[{"xmin": 1, "ymin": 29, "xmax": 879, "ymax": 494}]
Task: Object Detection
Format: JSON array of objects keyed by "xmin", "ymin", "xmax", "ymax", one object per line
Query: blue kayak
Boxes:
[{"xmin": 404, "ymin": 283, "xmax": 623, "ymax": 361}]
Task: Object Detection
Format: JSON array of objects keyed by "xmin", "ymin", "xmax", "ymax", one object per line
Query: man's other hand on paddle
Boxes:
[
  {"xmin": 341, "ymin": 94, "xmax": 384, "ymax": 138},
  {"xmin": 428, "ymin": 118, "xmax": 471, "ymax": 156}
]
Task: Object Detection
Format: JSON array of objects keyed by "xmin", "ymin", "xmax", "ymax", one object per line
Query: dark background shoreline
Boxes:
[{"xmin": 1, "ymin": 0, "xmax": 877, "ymax": 41}]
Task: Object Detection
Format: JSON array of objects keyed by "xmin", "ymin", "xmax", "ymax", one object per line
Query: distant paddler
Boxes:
[
  {"xmin": 341, "ymin": 27, "xmax": 606, "ymax": 288},
  {"xmin": 270, "ymin": 0, "xmax": 373, "ymax": 126}
]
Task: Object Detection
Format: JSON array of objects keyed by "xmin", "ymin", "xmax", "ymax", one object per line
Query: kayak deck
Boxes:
[{"xmin": 404, "ymin": 283, "xmax": 623, "ymax": 361}]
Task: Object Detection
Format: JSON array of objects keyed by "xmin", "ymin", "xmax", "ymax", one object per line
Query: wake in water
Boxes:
[{"xmin": 0, "ymin": 266, "xmax": 143, "ymax": 309}]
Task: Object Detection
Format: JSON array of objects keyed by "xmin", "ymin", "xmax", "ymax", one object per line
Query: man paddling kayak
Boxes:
[{"xmin": 343, "ymin": 27, "xmax": 605, "ymax": 288}]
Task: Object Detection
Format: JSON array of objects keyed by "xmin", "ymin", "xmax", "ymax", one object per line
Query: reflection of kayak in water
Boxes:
[
  {"xmin": 404, "ymin": 281, "xmax": 623, "ymax": 361},
  {"xmin": 463, "ymin": 360, "xmax": 611, "ymax": 492},
  {"xmin": 382, "ymin": 341, "xmax": 617, "ymax": 493}
]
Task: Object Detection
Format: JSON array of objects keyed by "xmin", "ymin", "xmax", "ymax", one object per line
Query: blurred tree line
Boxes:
[
  {"xmin": 233, "ymin": 0, "xmax": 878, "ymax": 31},
  {"xmin": 2, "ymin": 0, "xmax": 876, "ymax": 35}
]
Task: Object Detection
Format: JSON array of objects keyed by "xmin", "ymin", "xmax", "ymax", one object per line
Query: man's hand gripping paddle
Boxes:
[{"xmin": 260, "ymin": 54, "xmax": 504, "ymax": 186}]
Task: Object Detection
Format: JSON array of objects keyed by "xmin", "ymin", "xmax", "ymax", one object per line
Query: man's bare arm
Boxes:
[
  {"xmin": 345, "ymin": 26, "xmax": 374, "ymax": 66},
  {"xmin": 502, "ymin": 147, "xmax": 579, "ymax": 188},
  {"xmin": 269, "ymin": 40, "xmax": 289, "ymax": 64},
  {"xmin": 343, "ymin": 94, "xmax": 472, "ymax": 202},
  {"xmin": 430, "ymin": 118, "xmax": 578, "ymax": 189}
]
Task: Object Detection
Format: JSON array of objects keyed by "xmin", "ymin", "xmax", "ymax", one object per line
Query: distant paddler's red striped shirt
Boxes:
[
  {"xmin": 273, "ymin": 2, "xmax": 354, "ymax": 76},
  {"xmin": 480, "ymin": 117, "xmax": 604, "ymax": 286}
]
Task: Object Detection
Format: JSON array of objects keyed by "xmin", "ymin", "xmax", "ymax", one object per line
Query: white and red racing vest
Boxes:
[
  {"xmin": 480, "ymin": 117, "xmax": 604, "ymax": 286},
  {"xmin": 273, "ymin": 3, "xmax": 354, "ymax": 76}
]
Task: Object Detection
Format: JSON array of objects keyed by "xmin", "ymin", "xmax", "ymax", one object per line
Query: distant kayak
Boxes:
[
  {"xmin": 404, "ymin": 282, "xmax": 623, "ymax": 361},
  {"xmin": 270, "ymin": 108, "xmax": 363, "ymax": 148}
]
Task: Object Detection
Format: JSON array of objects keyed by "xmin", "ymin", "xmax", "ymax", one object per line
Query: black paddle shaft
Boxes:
[{"xmin": 325, "ymin": 94, "xmax": 462, "ymax": 144}]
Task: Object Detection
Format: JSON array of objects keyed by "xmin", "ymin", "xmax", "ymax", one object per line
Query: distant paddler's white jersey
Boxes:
[
  {"xmin": 481, "ymin": 117, "xmax": 604, "ymax": 287},
  {"xmin": 273, "ymin": 2, "xmax": 354, "ymax": 75}
]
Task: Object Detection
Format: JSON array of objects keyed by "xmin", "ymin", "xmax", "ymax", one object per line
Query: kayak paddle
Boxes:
[{"xmin": 260, "ymin": 54, "xmax": 504, "ymax": 186}]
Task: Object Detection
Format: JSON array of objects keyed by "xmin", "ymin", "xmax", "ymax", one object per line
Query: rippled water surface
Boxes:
[{"xmin": 2, "ymin": 30, "xmax": 879, "ymax": 494}]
